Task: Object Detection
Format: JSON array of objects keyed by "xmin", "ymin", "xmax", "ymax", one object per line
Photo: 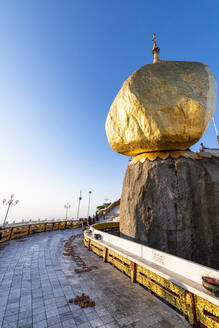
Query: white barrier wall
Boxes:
[
  {"xmin": 91, "ymin": 226, "xmax": 219, "ymax": 286},
  {"xmin": 106, "ymin": 204, "xmax": 120, "ymax": 220}
]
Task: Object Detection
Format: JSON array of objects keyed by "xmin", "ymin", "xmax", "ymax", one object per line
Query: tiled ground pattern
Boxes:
[{"xmin": 0, "ymin": 229, "xmax": 191, "ymax": 328}]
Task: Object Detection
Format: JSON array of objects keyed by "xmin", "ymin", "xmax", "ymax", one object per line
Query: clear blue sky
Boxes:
[{"xmin": 0, "ymin": 0, "xmax": 218, "ymax": 222}]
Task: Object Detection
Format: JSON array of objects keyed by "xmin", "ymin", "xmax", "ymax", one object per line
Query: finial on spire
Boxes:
[{"xmin": 152, "ymin": 33, "xmax": 161, "ymax": 63}]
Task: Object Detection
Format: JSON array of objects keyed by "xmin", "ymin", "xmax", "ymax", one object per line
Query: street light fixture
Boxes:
[
  {"xmin": 87, "ymin": 191, "xmax": 92, "ymax": 217},
  {"xmin": 64, "ymin": 202, "xmax": 71, "ymax": 220},
  {"xmin": 2, "ymin": 194, "xmax": 19, "ymax": 227}
]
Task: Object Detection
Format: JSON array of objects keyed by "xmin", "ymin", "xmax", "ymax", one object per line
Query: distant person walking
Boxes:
[
  {"xmin": 88, "ymin": 216, "xmax": 92, "ymax": 226},
  {"xmin": 82, "ymin": 219, "xmax": 87, "ymax": 231},
  {"xmin": 200, "ymin": 142, "xmax": 208, "ymax": 151}
]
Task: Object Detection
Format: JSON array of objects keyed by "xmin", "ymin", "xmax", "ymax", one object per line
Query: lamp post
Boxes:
[
  {"xmin": 212, "ymin": 117, "xmax": 219, "ymax": 146},
  {"xmin": 2, "ymin": 194, "xmax": 19, "ymax": 227},
  {"xmin": 87, "ymin": 191, "xmax": 92, "ymax": 217},
  {"xmin": 64, "ymin": 203, "xmax": 71, "ymax": 220},
  {"xmin": 77, "ymin": 190, "xmax": 82, "ymax": 219}
]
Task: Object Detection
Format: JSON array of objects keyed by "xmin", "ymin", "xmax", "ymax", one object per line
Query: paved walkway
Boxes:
[{"xmin": 0, "ymin": 229, "xmax": 191, "ymax": 328}]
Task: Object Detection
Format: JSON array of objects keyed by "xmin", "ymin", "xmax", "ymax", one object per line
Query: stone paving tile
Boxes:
[
  {"xmin": 99, "ymin": 314, "xmax": 115, "ymax": 325},
  {"xmin": 33, "ymin": 319, "xmax": 48, "ymax": 328},
  {"xmin": 47, "ymin": 315, "xmax": 61, "ymax": 326},
  {"xmin": 59, "ymin": 311, "xmax": 74, "ymax": 322},
  {"xmin": 48, "ymin": 324, "xmax": 62, "ymax": 328},
  {"xmin": 89, "ymin": 318, "xmax": 104, "ymax": 328},
  {"xmin": 74, "ymin": 315, "xmax": 87, "ymax": 326},
  {"xmin": 85, "ymin": 310, "xmax": 99, "ymax": 321},
  {"xmin": 77, "ymin": 323, "xmax": 91, "ymax": 328},
  {"xmin": 0, "ymin": 229, "xmax": 191, "ymax": 328},
  {"xmin": 33, "ymin": 311, "xmax": 47, "ymax": 323},
  {"xmin": 103, "ymin": 322, "xmax": 119, "ymax": 328},
  {"xmin": 2, "ymin": 322, "xmax": 18, "ymax": 328}
]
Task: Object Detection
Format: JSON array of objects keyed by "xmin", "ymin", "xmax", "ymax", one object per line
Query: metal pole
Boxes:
[
  {"xmin": 2, "ymin": 195, "xmax": 19, "ymax": 227},
  {"xmin": 64, "ymin": 203, "xmax": 70, "ymax": 220},
  {"xmin": 212, "ymin": 117, "xmax": 219, "ymax": 146},
  {"xmin": 87, "ymin": 191, "xmax": 92, "ymax": 217},
  {"xmin": 3, "ymin": 203, "xmax": 11, "ymax": 227},
  {"xmin": 77, "ymin": 190, "xmax": 82, "ymax": 219},
  {"xmin": 213, "ymin": 117, "xmax": 218, "ymax": 136}
]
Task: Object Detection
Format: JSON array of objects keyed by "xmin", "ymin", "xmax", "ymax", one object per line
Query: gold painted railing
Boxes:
[
  {"xmin": 93, "ymin": 221, "xmax": 119, "ymax": 231},
  {"xmin": 0, "ymin": 220, "xmax": 82, "ymax": 243},
  {"xmin": 84, "ymin": 223, "xmax": 219, "ymax": 328}
]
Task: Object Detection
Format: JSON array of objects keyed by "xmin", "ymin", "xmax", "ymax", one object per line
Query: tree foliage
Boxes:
[{"xmin": 96, "ymin": 202, "xmax": 111, "ymax": 212}]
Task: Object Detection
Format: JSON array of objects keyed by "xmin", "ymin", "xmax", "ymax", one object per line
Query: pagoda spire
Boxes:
[{"xmin": 152, "ymin": 33, "xmax": 161, "ymax": 63}]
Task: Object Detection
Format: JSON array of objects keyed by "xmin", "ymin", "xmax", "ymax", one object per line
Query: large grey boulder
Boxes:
[{"xmin": 120, "ymin": 155, "xmax": 219, "ymax": 269}]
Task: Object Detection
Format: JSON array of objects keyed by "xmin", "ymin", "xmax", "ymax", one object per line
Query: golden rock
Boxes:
[{"xmin": 105, "ymin": 61, "xmax": 217, "ymax": 156}]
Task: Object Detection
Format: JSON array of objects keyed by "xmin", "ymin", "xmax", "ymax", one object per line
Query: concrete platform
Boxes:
[{"xmin": 0, "ymin": 229, "xmax": 190, "ymax": 328}]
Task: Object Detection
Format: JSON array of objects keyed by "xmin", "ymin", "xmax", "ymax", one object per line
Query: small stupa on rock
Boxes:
[{"xmin": 105, "ymin": 35, "xmax": 219, "ymax": 270}]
